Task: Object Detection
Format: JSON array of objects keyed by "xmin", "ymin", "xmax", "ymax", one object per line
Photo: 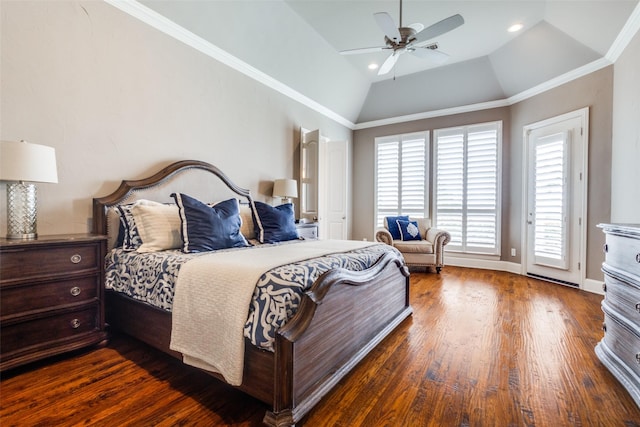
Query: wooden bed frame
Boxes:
[{"xmin": 93, "ymin": 160, "xmax": 412, "ymax": 426}]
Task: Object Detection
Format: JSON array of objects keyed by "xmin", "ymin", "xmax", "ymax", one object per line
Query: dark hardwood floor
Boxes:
[{"xmin": 2, "ymin": 267, "xmax": 640, "ymax": 426}]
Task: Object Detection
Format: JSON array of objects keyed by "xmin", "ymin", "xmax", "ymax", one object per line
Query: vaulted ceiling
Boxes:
[{"xmin": 139, "ymin": 0, "xmax": 638, "ymax": 125}]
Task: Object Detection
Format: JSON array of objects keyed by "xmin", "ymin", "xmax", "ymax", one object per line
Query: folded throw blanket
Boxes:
[{"xmin": 170, "ymin": 239, "xmax": 376, "ymax": 386}]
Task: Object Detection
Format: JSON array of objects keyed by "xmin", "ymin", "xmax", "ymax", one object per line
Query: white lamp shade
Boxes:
[
  {"xmin": 0, "ymin": 140, "xmax": 58, "ymax": 183},
  {"xmin": 273, "ymin": 178, "xmax": 298, "ymax": 199}
]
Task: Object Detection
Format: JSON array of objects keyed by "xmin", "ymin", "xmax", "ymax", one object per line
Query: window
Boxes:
[
  {"xmin": 374, "ymin": 132, "xmax": 429, "ymax": 228},
  {"xmin": 434, "ymin": 122, "xmax": 501, "ymax": 255}
]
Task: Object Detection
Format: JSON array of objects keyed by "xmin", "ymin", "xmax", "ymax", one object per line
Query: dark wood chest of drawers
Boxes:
[
  {"xmin": 597, "ymin": 223, "xmax": 640, "ymax": 407},
  {"xmin": 0, "ymin": 234, "xmax": 108, "ymax": 371}
]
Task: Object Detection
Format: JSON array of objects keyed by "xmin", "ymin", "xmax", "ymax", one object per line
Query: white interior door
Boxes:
[
  {"xmin": 300, "ymin": 129, "xmax": 348, "ymax": 240},
  {"xmin": 522, "ymin": 108, "xmax": 588, "ymax": 287},
  {"xmin": 323, "ymin": 140, "xmax": 348, "ymax": 240}
]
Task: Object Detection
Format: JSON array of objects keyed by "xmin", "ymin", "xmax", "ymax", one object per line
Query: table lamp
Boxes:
[
  {"xmin": 0, "ymin": 140, "xmax": 58, "ymax": 239},
  {"xmin": 272, "ymin": 178, "xmax": 298, "ymax": 204}
]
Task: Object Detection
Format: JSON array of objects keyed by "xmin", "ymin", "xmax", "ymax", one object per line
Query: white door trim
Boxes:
[{"xmin": 520, "ymin": 107, "xmax": 589, "ymax": 288}]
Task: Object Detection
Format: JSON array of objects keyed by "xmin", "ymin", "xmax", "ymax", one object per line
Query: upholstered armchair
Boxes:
[{"xmin": 376, "ymin": 217, "xmax": 451, "ymax": 273}]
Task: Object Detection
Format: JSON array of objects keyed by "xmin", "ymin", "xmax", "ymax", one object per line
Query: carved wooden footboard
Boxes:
[
  {"xmin": 268, "ymin": 253, "xmax": 411, "ymax": 425},
  {"xmin": 94, "ymin": 160, "xmax": 411, "ymax": 426}
]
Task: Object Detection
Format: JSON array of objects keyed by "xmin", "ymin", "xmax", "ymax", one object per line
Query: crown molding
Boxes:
[
  {"xmin": 104, "ymin": 0, "xmax": 637, "ymax": 133},
  {"xmin": 606, "ymin": 1, "xmax": 640, "ymax": 62},
  {"xmin": 354, "ymin": 57, "xmax": 614, "ymax": 130},
  {"xmin": 506, "ymin": 57, "xmax": 612, "ymax": 105},
  {"xmin": 104, "ymin": 0, "xmax": 356, "ymax": 130},
  {"xmin": 353, "ymin": 99, "xmax": 510, "ymax": 130}
]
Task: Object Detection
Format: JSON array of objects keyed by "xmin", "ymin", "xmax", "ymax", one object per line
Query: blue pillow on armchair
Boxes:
[
  {"xmin": 397, "ymin": 219, "xmax": 422, "ymax": 241},
  {"xmin": 252, "ymin": 201, "xmax": 299, "ymax": 244},
  {"xmin": 171, "ymin": 193, "xmax": 249, "ymax": 253},
  {"xmin": 385, "ymin": 215, "xmax": 409, "ymax": 240}
]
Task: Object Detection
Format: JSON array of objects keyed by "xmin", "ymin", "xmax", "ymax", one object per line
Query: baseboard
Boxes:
[
  {"xmin": 583, "ymin": 278, "xmax": 605, "ymax": 295},
  {"xmin": 446, "ymin": 257, "xmax": 605, "ymax": 295},
  {"xmin": 446, "ymin": 256, "xmax": 521, "ymax": 274}
]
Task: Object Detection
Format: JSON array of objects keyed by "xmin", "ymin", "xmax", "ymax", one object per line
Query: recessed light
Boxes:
[
  {"xmin": 368, "ymin": 63, "xmax": 379, "ymax": 70},
  {"xmin": 508, "ymin": 23, "xmax": 524, "ymax": 33}
]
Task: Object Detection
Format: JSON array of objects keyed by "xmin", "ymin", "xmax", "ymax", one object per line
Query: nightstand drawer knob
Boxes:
[
  {"xmin": 603, "ymin": 243, "xmax": 608, "ymax": 253},
  {"xmin": 602, "ymin": 322, "xmax": 607, "ymax": 332},
  {"xmin": 636, "ymin": 253, "xmax": 640, "ymax": 263},
  {"xmin": 636, "ymin": 303, "xmax": 640, "ymax": 314},
  {"xmin": 70, "ymin": 254, "xmax": 82, "ymax": 264},
  {"xmin": 70, "ymin": 318, "xmax": 81, "ymax": 329},
  {"xmin": 70, "ymin": 286, "xmax": 81, "ymax": 297},
  {"xmin": 636, "ymin": 353, "xmax": 640, "ymax": 364},
  {"xmin": 603, "ymin": 283, "xmax": 607, "ymax": 292}
]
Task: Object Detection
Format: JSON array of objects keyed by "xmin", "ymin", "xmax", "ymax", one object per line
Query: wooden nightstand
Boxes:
[
  {"xmin": 0, "ymin": 234, "xmax": 108, "ymax": 371},
  {"xmin": 296, "ymin": 222, "xmax": 319, "ymax": 240}
]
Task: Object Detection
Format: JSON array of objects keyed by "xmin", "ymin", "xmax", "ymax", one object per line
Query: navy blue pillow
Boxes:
[
  {"xmin": 252, "ymin": 201, "xmax": 299, "ymax": 244},
  {"xmin": 385, "ymin": 215, "xmax": 409, "ymax": 240},
  {"xmin": 171, "ymin": 193, "xmax": 249, "ymax": 253},
  {"xmin": 397, "ymin": 219, "xmax": 422, "ymax": 241}
]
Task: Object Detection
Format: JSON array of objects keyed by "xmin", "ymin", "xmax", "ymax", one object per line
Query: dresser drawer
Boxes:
[
  {"xmin": 296, "ymin": 223, "xmax": 318, "ymax": 240},
  {"xmin": 0, "ymin": 275, "xmax": 99, "ymax": 317},
  {"xmin": 602, "ymin": 307, "xmax": 640, "ymax": 379},
  {"xmin": 604, "ymin": 232, "xmax": 640, "ymax": 280},
  {"xmin": 1, "ymin": 243, "xmax": 100, "ymax": 280},
  {"xmin": 0, "ymin": 305, "xmax": 99, "ymax": 356},
  {"xmin": 604, "ymin": 273, "xmax": 640, "ymax": 329}
]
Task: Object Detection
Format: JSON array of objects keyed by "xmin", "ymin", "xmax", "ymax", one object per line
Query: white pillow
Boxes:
[
  {"xmin": 239, "ymin": 203, "xmax": 255, "ymax": 240},
  {"xmin": 131, "ymin": 202, "xmax": 182, "ymax": 253}
]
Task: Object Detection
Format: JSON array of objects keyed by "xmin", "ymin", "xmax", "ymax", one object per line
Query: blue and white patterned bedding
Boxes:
[{"xmin": 105, "ymin": 241, "xmax": 402, "ymax": 351}]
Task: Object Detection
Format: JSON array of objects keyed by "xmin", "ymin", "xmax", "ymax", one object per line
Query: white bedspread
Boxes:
[{"xmin": 169, "ymin": 239, "xmax": 376, "ymax": 386}]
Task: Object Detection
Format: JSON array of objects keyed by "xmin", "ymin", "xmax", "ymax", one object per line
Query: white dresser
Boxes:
[
  {"xmin": 597, "ymin": 223, "xmax": 640, "ymax": 407},
  {"xmin": 296, "ymin": 222, "xmax": 319, "ymax": 240}
]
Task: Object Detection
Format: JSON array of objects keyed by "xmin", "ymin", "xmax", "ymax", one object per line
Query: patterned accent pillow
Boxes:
[
  {"xmin": 251, "ymin": 201, "xmax": 299, "ymax": 244},
  {"xmin": 172, "ymin": 193, "xmax": 249, "ymax": 253},
  {"xmin": 385, "ymin": 215, "xmax": 409, "ymax": 240},
  {"xmin": 397, "ymin": 219, "xmax": 422, "ymax": 241},
  {"xmin": 113, "ymin": 207, "xmax": 126, "ymax": 249},
  {"xmin": 117, "ymin": 201, "xmax": 160, "ymax": 251}
]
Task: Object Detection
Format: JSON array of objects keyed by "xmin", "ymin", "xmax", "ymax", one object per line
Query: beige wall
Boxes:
[
  {"xmin": 611, "ymin": 29, "xmax": 640, "ymax": 222},
  {"xmin": 0, "ymin": 1, "xmax": 352, "ymax": 235},
  {"xmin": 353, "ymin": 67, "xmax": 614, "ymax": 281}
]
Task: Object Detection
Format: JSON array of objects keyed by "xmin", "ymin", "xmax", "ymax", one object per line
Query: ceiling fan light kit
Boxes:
[{"xmin": 340, "ymin": 0, "xmax": 464, "ymax": 76}]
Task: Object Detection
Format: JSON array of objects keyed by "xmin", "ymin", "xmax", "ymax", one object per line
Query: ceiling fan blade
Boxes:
[
  {"xmin": 410, "ymin": 47, "xmax": 449, "ymax": 65},
  {"xmin": 412, "ymin": 14, "xmax": 464, "ymax": 45},
  {"xmin": 340, "ymin": 46, "xmax": 388, "ymax": 55},
  {"xmin": 374, "ymin": 12, "xmax": 401, "ymax": 42},
  {"xmin": 378, "ymin": 52, "xmax": 400, "ymax": 75}
]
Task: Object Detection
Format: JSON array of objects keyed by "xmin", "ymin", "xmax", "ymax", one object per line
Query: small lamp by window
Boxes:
[
  {"xmin": 272, "ymin": 178, "xmax": 298, "ymax": 204},
  {"xmin": 0, "ymin": 140, "xmax": 58, "ymax": 239}
]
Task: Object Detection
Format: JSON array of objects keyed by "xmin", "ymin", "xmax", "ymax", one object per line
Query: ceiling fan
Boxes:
[{"xmin": 340, "ymin": 0, "xmax": 464, "ymax": 75}]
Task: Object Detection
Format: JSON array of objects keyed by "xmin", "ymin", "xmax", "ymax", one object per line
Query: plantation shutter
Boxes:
[
  {"xmin": 434, "ymin": 122, "xmax": 501, "ymax": 254},
  {"xmin": 434, "ymin": 129, "xmax": 464, "ymax": 248},
  {"xmin": 376, "ymin": 138, "xmax": 400, "ymax": 228},
  {"xmin": 467, "ymin": 125, "xmax": 499, "ymax": 250},
  {"xmin": 532, "ymin": 131, "xmax": 569, "ymax": 269},
  {"xmin": 375, "ymin": 132, "xmax": 428, "ymax": 228}
]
